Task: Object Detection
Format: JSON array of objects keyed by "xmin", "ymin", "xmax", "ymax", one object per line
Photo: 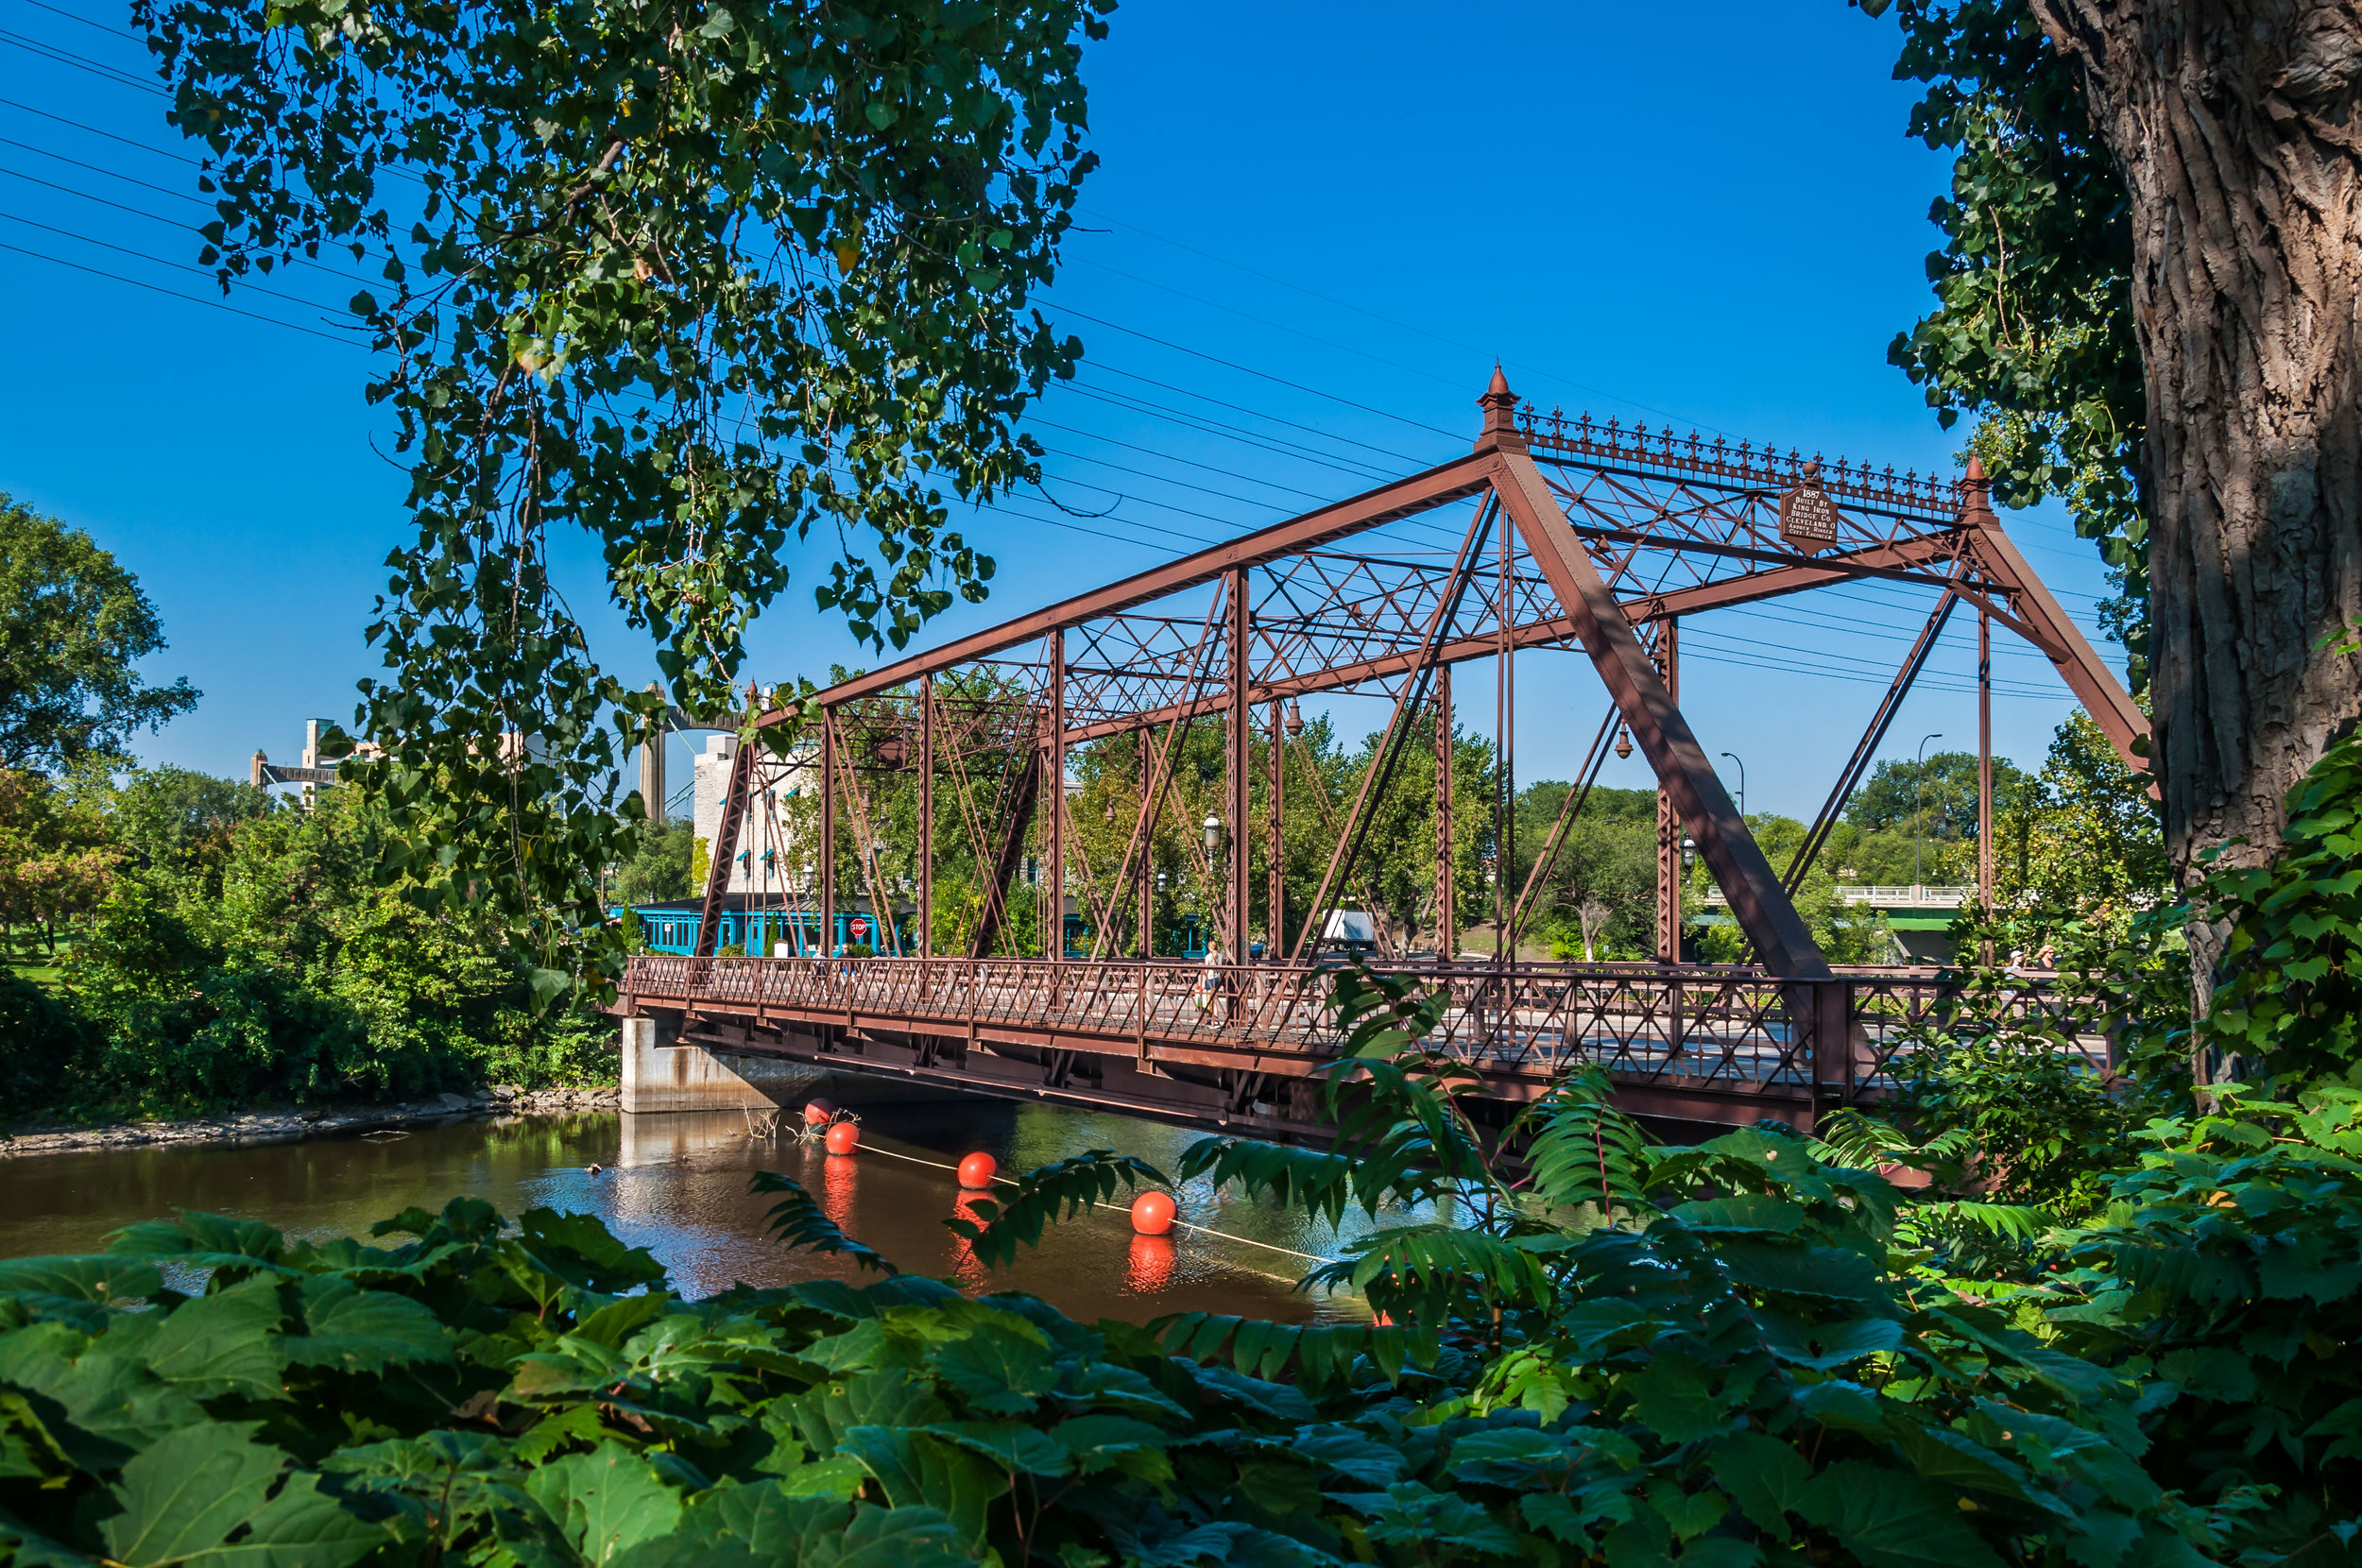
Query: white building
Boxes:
[{"xmin": 690, "ymin": 734, "xmax": 819, "ymax": 897}]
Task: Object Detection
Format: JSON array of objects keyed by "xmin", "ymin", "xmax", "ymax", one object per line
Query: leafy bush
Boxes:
[
  {"xmin": 2190, "ymin": 728, "xmax": 2362, "ymax": 1084},
  {"xmin": 0, "ymin": 972, "xmax": 94, "ymax": 1116},
  {"xmin": 7, "ymin": 777, "xmax": 616, "ymax": 1122}
]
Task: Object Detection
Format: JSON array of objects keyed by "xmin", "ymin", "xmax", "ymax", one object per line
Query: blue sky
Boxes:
[{"xmin": 0, "ymin": 0, "xmax": 2125, "ymax": 819}]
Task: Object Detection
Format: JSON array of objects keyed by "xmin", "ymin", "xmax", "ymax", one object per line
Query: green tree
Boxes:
[
  {"xmin": 0, "ymin": 768, "xmax": 119, "ymax": 962},
  {"xmin": 609, "ymin": 821, "xmax": 694, "ymax": 907},
  {"xmin": 142, "ymin": 0, "xmax": 1114, "ymax": 980},
  {"xmin": 1843, "ymin": 749, "xmax": 2030, "ymax": 845},
  {"xmin": 1861, "ymin": 0, "xmax": 2362, "ymax": 900},
  {"xmin": 1994, "ymin": 709, "xmax": 2167, "ymax": 925},
  {"xmin": 0, "ymin": 495, "xmax": 198, "ymax": 772}
]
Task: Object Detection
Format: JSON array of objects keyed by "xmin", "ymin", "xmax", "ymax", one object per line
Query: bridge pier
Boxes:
[{"xmin": 619, "ymin": 1014, "xmax": 826, "ymax": 1114}]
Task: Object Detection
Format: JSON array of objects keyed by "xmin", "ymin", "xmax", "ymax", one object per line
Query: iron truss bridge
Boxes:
[
  {"xmin": 625, "ymin": 371, "xmax": 2139, "ymax": 1133},
  {"xmin": 620, "ymin": 955, "xmax": 2095, "ymax": 1134}
]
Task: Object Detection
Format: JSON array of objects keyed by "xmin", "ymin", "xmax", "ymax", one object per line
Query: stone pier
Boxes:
[{"xmin": 618, "ymin": 1015, "xmax": 826, "ymax": 1114}]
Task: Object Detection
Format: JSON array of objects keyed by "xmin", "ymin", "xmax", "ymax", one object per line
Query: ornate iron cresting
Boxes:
[{"xmin": 652, "ymin": 369, "xmax": 2143, "ymax": 1130}]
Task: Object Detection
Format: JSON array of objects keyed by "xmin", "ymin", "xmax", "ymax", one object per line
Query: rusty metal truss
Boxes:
[{"xmin": 659, "ymin": 369, "xmax": 2143, "ymax": 1127}]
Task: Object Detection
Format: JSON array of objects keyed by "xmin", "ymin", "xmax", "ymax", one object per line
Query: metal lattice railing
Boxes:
[{"xmin": 622, "ymin": 955, "xmax": 2097, "ymax": 1103}]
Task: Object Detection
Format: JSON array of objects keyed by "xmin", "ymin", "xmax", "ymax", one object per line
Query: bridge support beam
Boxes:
[{"xmin": 619, "ymin": 1014, "xmax": 823, "ymax": 1113}]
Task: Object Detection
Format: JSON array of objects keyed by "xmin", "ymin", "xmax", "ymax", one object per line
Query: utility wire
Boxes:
[
  {"xmin": 0, "ymin": 236, "xmax": 356, "ymax": 342},
  {"xmin": 0, "ymin": 208, "xmax": 349, "ymax": 314}
]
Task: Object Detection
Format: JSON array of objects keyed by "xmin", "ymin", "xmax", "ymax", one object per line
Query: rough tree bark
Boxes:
[{"xmin": 2021, "ymin": 1, "xmax": 2362, "ymax": 915}]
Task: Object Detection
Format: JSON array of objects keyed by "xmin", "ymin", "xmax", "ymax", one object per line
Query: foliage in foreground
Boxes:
[
  {"xmin": 4, "ymin": 726, "xmax": 2357, "ymax": 1563},
  {"xmin": 5, "ymin": 978, "xmax": 2358, "ymax": 1566}
]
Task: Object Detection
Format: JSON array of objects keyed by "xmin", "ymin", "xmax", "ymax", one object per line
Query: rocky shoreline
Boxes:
[{"xmin": 0, "ymin": 1083, "xmax": 623, "ymax": 1159}]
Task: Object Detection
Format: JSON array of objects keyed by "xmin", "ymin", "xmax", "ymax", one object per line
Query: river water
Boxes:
[{"xmin": 0, "ymin": 1091, "xmax": 1382, "ymax": 1325}]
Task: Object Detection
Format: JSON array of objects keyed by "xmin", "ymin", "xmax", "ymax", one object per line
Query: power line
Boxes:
[
  {"xmin": 0, "ymin": 94, "xmax": 200, "ymax": 164},
  {"xmin": 0, "ymin": 235, "xmax": 358, "ymax": 342},
  {"xmin": 1041, "ymin": 301, "xmax": 1463, "ymax": 444},
  {"xmin": 0, "ymin": 26, "xmax": 162, "ymax": 94},
  {"xmin": 15, "ymin": 0, "xmax": 130, "ymax": 39},
  {"xmin": 0, "ymin": 208, "xmax": 350, "ymax": 314},
  {"xmin": 1076, "ymin": 201, "xmax": 1740, "ymax": 438},
  {"xmin": 0, "ymin": 133, "xmax": 212, "ymax": 208}
]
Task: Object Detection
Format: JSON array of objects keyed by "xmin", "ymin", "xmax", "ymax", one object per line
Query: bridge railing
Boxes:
[{"xmin": 622, "ymin": 955, "xmax": 2096, "ymax": 1101}]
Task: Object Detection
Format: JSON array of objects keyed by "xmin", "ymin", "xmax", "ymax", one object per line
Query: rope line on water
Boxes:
[{"xmin": 853, "ymin": 1140, "xmax": 1338, "ymax": 1266}]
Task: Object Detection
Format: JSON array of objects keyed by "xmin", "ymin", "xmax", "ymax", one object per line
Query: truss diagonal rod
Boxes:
[
  {"xmin": 1783, "ymin": 588, "xmax": 1960, "ymax": 892},
  {"xmin": 1289, "ymin": 494, "xmax": 1498, "ymax": 965},
  {"xmin": 1505, "ymin": 697, "xmax": 1622, "ymax": 947},
  {"xmin": 1090, "ymin": 585, "xmax": 1227, "ymax": 959},
  {"xmin": 1285, "ymin": 729, "xmax": 1398, "ymax": 959},
  {"xmin": 827, "ymin": 708, "xmax": 902, "ymax": 956}
]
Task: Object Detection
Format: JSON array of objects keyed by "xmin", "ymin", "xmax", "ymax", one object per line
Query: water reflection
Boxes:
[
  {"xmin": 0, "ymin": 1091, "xmax": 1372, "ymax": 1326},
  {"xmin": 1127, "ymin": 1234, "xmax": 1178, "ymax": 1295}
]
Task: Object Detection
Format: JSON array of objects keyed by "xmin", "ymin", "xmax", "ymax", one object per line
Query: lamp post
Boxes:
[
  {"xmin": 1719, "ymin": 751, "xmax": 1745, "ymax": 819},
  {"xmin": 1914, "ymin": 732, "xmax": 1943, "ymax": 894}
]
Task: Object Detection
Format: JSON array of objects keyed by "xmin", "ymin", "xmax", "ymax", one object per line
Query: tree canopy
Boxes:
[
  {"xmin": 139, "ymin": 0, "xmax": 1114, "ymax": 982},
  {"xmin": 0, "ymin": 495, "xmax": 198, "ymax": 774},
  {"xmin": 1864, "ymin": 0, "xmax": 2148, "ymax": 683}
]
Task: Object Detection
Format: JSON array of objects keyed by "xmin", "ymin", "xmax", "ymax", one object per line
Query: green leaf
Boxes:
[
  {"xmin": 1795, "ymin": 1460, "xmax": 2006, "ymax": 1568},
  {"xmin": 513, "ymin": 1210, "xmax": 666, "ymax": 1292},
  {"xmin": 99, "ymin": 1423, "xmax": 282, "ymax": 1565},
  {"xmin": 917, "ymin": 1418, "xmax": 1071, "ymax": 1476},
  {"xmin": 282, "ymin": 1278, "xmax": 449, "ymax": 1373},
  {"xmin": 1757, "ymin": 1313, "xmax": 1903, "ymax": 1371},
  {"xmin": 523, "ymin": 1442, "xmax": 685, "ymax": 1567},
  {"xmin": 816, "ymin": 1505, "xmax": 971, "ymax": 1568},
  {"xmin": 1713, "ymin": 1432, "xmax": 1810, "ymax": 1542},
  {"xmin": 835, "ymin": 1427, "xmax": 1003, "ymax": 1546},
  {"xmin": 108, "ymin": 1215, "xmax": 287, "ymax": 1272},
  {"xmin": 1447, "ymin": 1427, "xmax": 1576, "ymax": 1487},
  {"xmin": 927, "ymin": 1321, "xmax": 1056, "ymax": 1416},
  {"xmin": 95, "ymin": 1423, "xmax": 373, "ymax": 1568},
  {"xmin": 1623, "ymin": 1351, "xmax": 1731, "ymax": 1445},
  {"xmin": 1189, "ymin": 1362, "xmax": 1316, "ymax": 1423},
  {"xmin": 137, "ymin": 1277, "xmax": 285, "ymax": 1398},
  {"xmin": 1294, "ymin": 1423, "xmax": 1408, "ymax": 1488},
  {"xmin": 0, "ymin": 1256, "xmax": 164, "ymax": 1306}
]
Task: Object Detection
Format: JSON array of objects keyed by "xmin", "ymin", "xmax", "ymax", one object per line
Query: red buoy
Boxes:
[
  {"xmin": 802, "ymin": 1097, "xmax": 836, "ymax": 1129},
  {"xmin": 1129, "ymin": 1190, "xmax": 1176, "ymax": 1236},
  {"xmin": 956, "ymin": 1151, "xmax": 998, "ymax": 1190},
  {"xmin": 824, "ymin": 1121, "xmax": 860, "ymax": 1156}
]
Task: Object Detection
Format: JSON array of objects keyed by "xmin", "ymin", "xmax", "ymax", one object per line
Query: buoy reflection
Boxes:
[
  {"xmin": 1126, "ymin": 1233, "xmax": 1176, "ymax": 1295},
  {"xmin": 946, "ymin": 1190, "xmax": 990, "ymax": 1288},
  {"xmin": 822, "ymin": 1152, "xmax": 857, "ymax": 1232}
]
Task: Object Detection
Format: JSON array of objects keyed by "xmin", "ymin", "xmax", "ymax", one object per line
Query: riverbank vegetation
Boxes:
[
  {"xmin": 0, "ymin": 764, "xmax": 615, "ymax": 1125},
  {"xmin": 1, "ymin": 730, "xmax": 2351, "ymax": 1568}
]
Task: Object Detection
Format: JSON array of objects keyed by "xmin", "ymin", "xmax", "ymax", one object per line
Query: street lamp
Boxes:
[
  {"xmin": 1614, "ymin": 724, "xmax": 1633, "ymax": 760},
  {"xmin": 1681, "ymin": 835, "xmax": 1697, "ymax": 876},
  {"xmin": 1284, "ymin": 701, "xmax": 1305, "ymax": 740},
  {"xmin": 1914, "ymin": 732, "xmax": 1943, "ymax": 893},
  {"xmin": 1720, "ymin": 751, "xmax": 1745, "ymax": 819},
  {"xmin": 1203, "ymin": 813, "xmax": 1222, "ymax": 858}
]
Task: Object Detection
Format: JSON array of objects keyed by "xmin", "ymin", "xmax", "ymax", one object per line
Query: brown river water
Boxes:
[{"xmin": 0, "ymin": 1090, "xmax": 1388, "ymax": 1325}]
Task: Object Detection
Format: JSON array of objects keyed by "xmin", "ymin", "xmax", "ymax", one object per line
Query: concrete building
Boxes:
[{"xmin": 690, "ymin": 733, "xmax": 818, "ymax": 898}]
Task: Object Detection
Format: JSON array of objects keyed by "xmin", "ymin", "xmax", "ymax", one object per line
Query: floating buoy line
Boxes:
[{"xmin": 847, "ymin": 1140, "xmax": 1338, "ymax": 1266}]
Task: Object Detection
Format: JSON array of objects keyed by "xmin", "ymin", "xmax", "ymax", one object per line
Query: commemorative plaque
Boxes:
[{"xmin": 1777, "ymin": 470, "xmax": 1840, "ymax": 553}]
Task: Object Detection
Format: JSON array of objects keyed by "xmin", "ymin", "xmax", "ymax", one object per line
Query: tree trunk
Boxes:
[{"xmin": 2025, "ymin": 0, "xmax": 2362, "ymax": 894}]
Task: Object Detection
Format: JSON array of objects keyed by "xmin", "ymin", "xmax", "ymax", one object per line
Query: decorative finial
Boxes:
[
  {"xmin": 1958, "ymin": 451, "xmax": 1997, "ymax": 528},
  {"xmin": 1474, "ymin": 364, "xmax": 1525, "ymax": 454}
]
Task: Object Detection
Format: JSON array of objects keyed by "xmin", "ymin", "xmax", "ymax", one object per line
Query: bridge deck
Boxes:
[{"xmin": 622, "ymin": 956, "xmax": 2086, "ymax": 1133}]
